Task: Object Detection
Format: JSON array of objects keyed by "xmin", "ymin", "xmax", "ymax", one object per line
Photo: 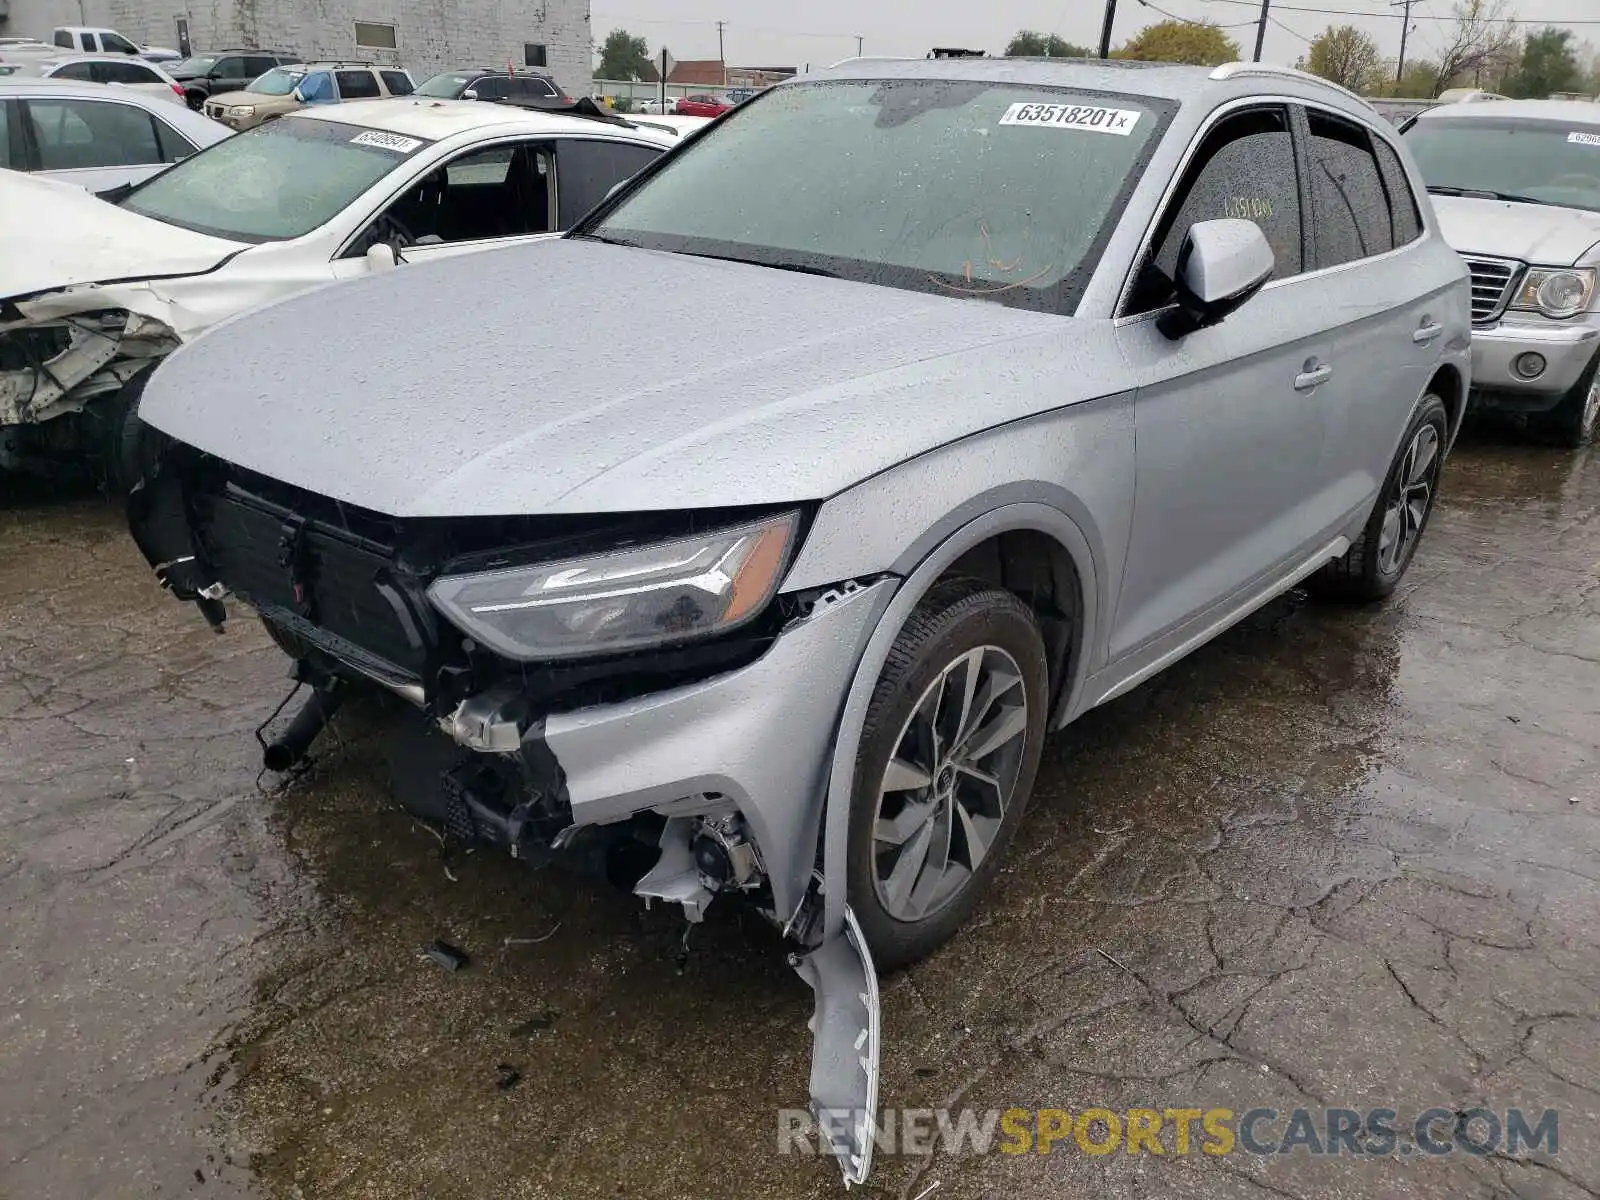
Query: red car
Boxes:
[{"xmin": 674, "ymin": 92, "xmax": 732, "ymax": 117}]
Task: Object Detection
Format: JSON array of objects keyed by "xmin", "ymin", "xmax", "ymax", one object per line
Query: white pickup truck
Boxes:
[{"xmin": 46, "ymin": 26, "xmax": 180, "ymax": 62}]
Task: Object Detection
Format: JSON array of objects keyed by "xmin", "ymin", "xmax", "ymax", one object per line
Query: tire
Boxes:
[
  {"xmin": 846, "ymin": 578, "xmax": 1049, "ymax": 970},
  {"xmin": 1528, "ymin": 350, "xmax": 1600, "ymax": 449},
  {"xmin": 1312, "ymin": 393, "xmax": 1448, "ymax": 603},
  {"xmin": 98, "ymin": 369, "xmax": 163, "ymax": 495}
]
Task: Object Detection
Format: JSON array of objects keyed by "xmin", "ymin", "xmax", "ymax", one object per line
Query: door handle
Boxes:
[
  {"xmin": 1412, "ymin": 321, "xmax": 1444, "ymax": 344},
  {"xmin": 1294, "ymin": 363, "xmax": 1333, "ymax": 391}
]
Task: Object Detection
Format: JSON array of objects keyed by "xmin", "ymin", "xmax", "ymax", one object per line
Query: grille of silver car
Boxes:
[
  {"xmin": 1461, "ymin": 254, "xmax": 1523, "ymax": 325},
  {"xmin": 203, "ymin": 101, "xmax": 224, "ymax": 120}
]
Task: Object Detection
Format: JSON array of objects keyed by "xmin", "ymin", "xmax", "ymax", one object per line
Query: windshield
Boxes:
[
  {"xmin": 583, "ymin": 79, "xmax": 1171, "ymax": 313},
  {"xmin": 120, "ymin": 118, "xmax": 431, "ymax": 242},
  {"xmin": 415, "ymin": 71, "xmax": 474, "ymax": 97},
  {"xmin": 171, "ymin": 55, "xmax": 217, "ymax": 74},
  {"xmin": 1405, "ymin": 117, "xmax": 1600, "ymax": 213},
  {"xmin": 249, "ymin": 66, "xmax": 305, "ymax": 96}
]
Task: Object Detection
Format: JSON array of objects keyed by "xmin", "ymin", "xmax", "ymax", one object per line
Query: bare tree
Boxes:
[{"xmin": 1430, "ymin": 0, "xmax": 1518, "ymax": 94}]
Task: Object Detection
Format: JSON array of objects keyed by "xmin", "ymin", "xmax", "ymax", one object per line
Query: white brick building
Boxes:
[{"xmin": 3, "ymin": 0, "xmax": 593, "ymax": 94}]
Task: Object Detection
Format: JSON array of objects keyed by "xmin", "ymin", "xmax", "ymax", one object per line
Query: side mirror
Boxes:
[
  {"xmin": 1158, "ymin": 218, "xmax": 1274, "ymax": 340},
  {"xmin": 365, "ymin": 241, "xmax": 399, "ymax": 272},
  {"xmin": 291, "ymin": 85, "xmax": 305, "ymax": 102},
  {"xmin": 461, "ymin": 88, "xmax": 478, "ymax": 100}
]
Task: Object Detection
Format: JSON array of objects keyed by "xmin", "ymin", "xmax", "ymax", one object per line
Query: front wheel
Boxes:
[
  {"xmin": 1312, "ymin": 393, "xmax": 1448, "ymax": 603},
  {"xmin": 846, "ymin": 579, "xmax": 1049, "ymax": 969},
  {"xmin": 1529, "ymin": 351, "xmax": 1600, "ymax": 449}
]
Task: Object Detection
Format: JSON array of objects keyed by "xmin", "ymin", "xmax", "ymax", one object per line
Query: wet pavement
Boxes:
[{"xmin": 2, "ymin": 437, "xmax": 1597, "ymax": 1200}]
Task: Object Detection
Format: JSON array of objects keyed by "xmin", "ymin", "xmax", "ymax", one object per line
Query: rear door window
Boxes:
[
  {"xmin": 335, "ymin": 70, "xmax": 380, "ymax": 100},
  {"xmin": 26, "ymin": 97, "xmax": 163, "ymax": 170},
  {"xmin": 0, "ymin": 100, "xmax": 14, "ymax": 170},
  {"xmin": 471, "ymin": 76, "xmax": 510, "ymax": 100},
  {"xmin": 245, "ymin": 56, "xmax": 277, "ymax": 78},
  {"xmin": 99, "ymin": 60, "xmax": 160, "ymax": 84},
  {"xmin": 557, "ymin": 138, "xmax": 662, "ymax": 225},
  {"xmin": 514, "ymin": 75, "xmax": 558, "ymax": 99},
  {"xmin": 1305, "ymin": 109, "xmax": 1395, "ymax": 268}
]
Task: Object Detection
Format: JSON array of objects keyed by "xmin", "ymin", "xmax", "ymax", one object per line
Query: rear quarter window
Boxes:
[
  {"xmin": 335, "ymin": 70, "xmax": 380, "ymax": 100},
  {"xmin": 1371, "ymin": 136, "xmax": 1423, "ymax": 245}
]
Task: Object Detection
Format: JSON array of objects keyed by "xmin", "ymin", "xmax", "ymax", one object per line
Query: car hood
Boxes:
[
  {"xmin": 208, "ymin": 88, "xmax": 278, "ymax": 106},
  {"xmin": 1431, "ymin": 193, "xmax": 1600, "ymax": 265},
  {"xmin": 140, "ymin": 239, "xmax": 1121, "ymax": 517},
  {"xmin": 0, "ymin": 169, "xmax": 245, "ymax": 306}
]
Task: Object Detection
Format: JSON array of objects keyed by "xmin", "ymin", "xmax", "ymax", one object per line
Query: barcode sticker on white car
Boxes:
[
  {"xmin": 998, "ymin": 103, "xmax": 1141, "ymax": 135},
  {"xmin": 1568, "ymin": 131, "xmax": 1600, "ymax": 147},
  {"xmin": 350, "ymin": 130, "xmax": 423, "ymax": 153}
]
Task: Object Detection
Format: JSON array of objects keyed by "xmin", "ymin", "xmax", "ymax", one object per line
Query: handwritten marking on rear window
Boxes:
[
  {"xmin": 350, "ymin": 130, "xmax": 423, "ymax": 153},
  {"xmin": 1569, "ymin": 131, "xmax": 1600, "ymax": 148},
  {"xmin": 998, "ymin": 103, "xmax": 1141, "ymax": 135}
]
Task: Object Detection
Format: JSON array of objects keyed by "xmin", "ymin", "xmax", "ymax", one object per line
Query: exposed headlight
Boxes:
[
  {"xmin": 229, "ymin": 104, "xmax": 255, "ymax": 116},
  {"xmin": 1511, "ymin": 267, "xmax": 1596, "ymax": 319},
  {"xmin": 426, "ymin": 511, "xmax": 800, "ymax": 661}
]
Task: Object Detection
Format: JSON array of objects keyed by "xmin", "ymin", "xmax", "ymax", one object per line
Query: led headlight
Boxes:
[
  {"xmin": 426, "ymin": 511, "xmax": 800, "ymax": 661},
  {"xmin": 1511, "ymin": 267, "xmax": 1596, "ymax": 319},
  {"xmin": 230, "ymin": 104, "xmax": 256, "ymax": 116}
]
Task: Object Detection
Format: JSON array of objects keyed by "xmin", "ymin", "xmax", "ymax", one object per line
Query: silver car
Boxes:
[
  {"xmin": 128, "ymin": 57, "xmax": 1470, "ymax": 1184},
  {"xmin": 1403, "ymin": 99, "xmax": 1600, "ymax": 445}
]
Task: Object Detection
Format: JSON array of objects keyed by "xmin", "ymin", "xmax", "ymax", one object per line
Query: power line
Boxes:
[
  {"xmin": 1134, "ymin": 0, "xmax": 1259, "ymax": 30},
  {"xmin": 1184, "ymin": 0, "xmax": 1600, "ymax": 21}
]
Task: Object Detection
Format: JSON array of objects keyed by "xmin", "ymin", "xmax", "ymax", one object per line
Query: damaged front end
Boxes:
[
  {"xmin": 1, "ymin": 294, "xmax": 182, "ymax": 472},
  {"xmin": 128, "ymin": 445, "xmax": 892, "ymax": 1185}
]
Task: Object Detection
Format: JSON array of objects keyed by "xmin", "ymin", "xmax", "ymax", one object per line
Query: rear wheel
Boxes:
[
  {"xmin": 1312, "ymin": 394, "xmax": 1447, "ymax": 603},
  {"xmin": 1529, "ymin": 351, "xmax": 1600, "ymax": 449},
  {"xmin": 846, "ymin": 579, "xmax": 1049, "ymax": 969}
]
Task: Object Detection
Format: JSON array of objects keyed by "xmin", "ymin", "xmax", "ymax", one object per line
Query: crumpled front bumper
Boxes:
[{"xmin": 127, "ymin": 458, "xmax": 897, "ymax": 1185}]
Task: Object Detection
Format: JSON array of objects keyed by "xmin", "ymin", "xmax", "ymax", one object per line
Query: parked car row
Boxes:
[{"xmin": 3, "ymin": 57, "xmax": 1597, "ymax": 1192}]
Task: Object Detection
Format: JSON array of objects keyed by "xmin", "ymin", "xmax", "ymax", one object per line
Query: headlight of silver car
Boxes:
[
  {"xmin": 1511, "ymin": 266, "xmax": 1596, "ymax": 319},
  {"xmin": 230, "ymin": 104, "xmax": 255, "ymax": 117},
  {"xmin": 426, "ymin": 511, "xmax": 800, "ymax": 661}
]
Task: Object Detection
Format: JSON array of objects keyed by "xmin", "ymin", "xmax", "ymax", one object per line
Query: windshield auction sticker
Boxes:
[
  {"xmin": 998, "ymin": 103, "xmax": 1141, "ymax": 135},
  {"xmin": 1568, "ymin": 131, "xmax": 1600, "ymax": 147},
  {"xmin": 350, "ymin": 130, "xmax": 423, "ymax": 154}
]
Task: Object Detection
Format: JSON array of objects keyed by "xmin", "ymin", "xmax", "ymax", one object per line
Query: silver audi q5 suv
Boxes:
[{"xmin": 128, "ymin": 56, "xmax": 1471, "ymax": 1184}]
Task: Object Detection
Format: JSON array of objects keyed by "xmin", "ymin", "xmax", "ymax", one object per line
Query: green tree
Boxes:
[
  {"xmin": 596, "ymin": 29, "xmax": 651, "ymax": 81},
  {"xmin": 1302, "ymin": 24, "xmax": 1384, "ymax": 92},
  {"xmin": 1005, "ymin": 30, "xmax": 1091, "ymax": 57},
  {"xmin": 1506, "ymin": 27, "xmax": 1584, "ymax": 97},
  {"xmin": 1116, "ymin": 20, "xmax": 1240, "ymax": 67}
]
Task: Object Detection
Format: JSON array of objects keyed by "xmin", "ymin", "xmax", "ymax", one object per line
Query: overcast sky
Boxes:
[{"xmin": 592, "ymin": 0, "xmax": 1599, "ymax": 75}]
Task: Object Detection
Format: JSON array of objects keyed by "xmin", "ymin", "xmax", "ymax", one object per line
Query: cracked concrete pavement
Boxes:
[{"xmin": 1, "ymin": 437, "xmax": 1597, "ymax": 1200}]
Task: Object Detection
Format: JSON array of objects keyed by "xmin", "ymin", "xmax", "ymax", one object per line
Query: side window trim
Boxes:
[{"xmin": 1115, "ymin": 99, "xmax": 1310, "ymax": 320}]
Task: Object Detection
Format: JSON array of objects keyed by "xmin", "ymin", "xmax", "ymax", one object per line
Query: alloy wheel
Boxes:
[
  {"xmin": 872, "ymin": 645, "xmax": 1029, "ymax": 921},
  {"xmin": 1377, "ymin": 422, "xmax": 1441, "ymax": 575}
]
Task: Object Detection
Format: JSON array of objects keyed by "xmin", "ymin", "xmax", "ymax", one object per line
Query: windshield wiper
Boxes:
[
  {"xmin": 1427, "ymin": 185, "xmax": 1550, "ymax": 205},
  {"xmin": 573, "ymin": 231, "xmax": 639, "ymax": 248},
  {"xmin": 680, "ymin": 251, "xmax": 839, "ymax": 278}
]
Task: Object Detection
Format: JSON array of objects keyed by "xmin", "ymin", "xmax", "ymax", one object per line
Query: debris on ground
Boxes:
[
  {"xmin": 494, "ymin": 1063, "xmax": 522, "ymax": 1091},
  {"xmin": 424, "ymin": 940, "xmax": 469, "ymax": 972},
  {"xmin": 510, "ymin": 1010, "xmax": 559, "ymax": 1037}
]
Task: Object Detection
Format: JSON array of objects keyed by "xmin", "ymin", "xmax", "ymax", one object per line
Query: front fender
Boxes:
[{"xmin": 813, "ymin": 500, "xmax": 1103, "ymax": 943}]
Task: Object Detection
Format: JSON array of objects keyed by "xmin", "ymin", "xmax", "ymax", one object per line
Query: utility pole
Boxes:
[
  {"xmin": 1253, "ymin": 0, "xmax": 1270, "ymax": 61},
  {"xmin": 1097, "ymin": 0, "xmax": 1117, "ymax": 59},
  {"xmin": 716, "ymin": 19, "xmax": 726, "ymax": 85},
  {"xmin": 1392, "ymin": 0, "xmax": 1417, "ymax": 84},
  {"xmin": 856, "ymin": 35, "xmax": 864, "ymax": 57}
]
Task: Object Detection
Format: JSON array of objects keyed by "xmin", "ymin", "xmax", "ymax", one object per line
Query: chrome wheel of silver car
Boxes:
[
  {"xmin": 1582, "ymin": 376, "xmax": 1600, "ymax": 440},
  {"xmin": 1377, "ymin": 422, "xmax": 1440, "ymax": 576},
  {"xmin": 872, "ymin": 644, "xmax": 1029, "ymax": 921}
]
